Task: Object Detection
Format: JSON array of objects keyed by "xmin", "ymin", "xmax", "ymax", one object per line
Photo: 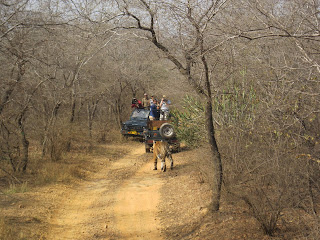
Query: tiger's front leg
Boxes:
[
  {"xmin": 168, "ymin": 154, "xmax": 173, "ymax": 170},
  {"xmin": 159, "ymin": 154, "xmax": 166, "ymax": 172},
  {"xmin": 152, "ymin": 151, "xmax": 158, "ymax": 170},
  {"xmin": 166, "ymin": 146, "xmax": 173, "ymax": 170}
]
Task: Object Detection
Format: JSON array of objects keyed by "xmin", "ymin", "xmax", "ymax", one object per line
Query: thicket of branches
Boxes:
[
  {"xmin": 1, "ymin": 0, "xmax": 320, "ymax": 237},
  {"xmin": 0, "ymin": 0, "xmax": 168, "ymax": 170}
]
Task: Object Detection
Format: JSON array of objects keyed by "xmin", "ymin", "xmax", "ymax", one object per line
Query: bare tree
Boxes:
[
  {"xmin": 215, "ymin": 0, "xmax": 320, "ymax": 234},
  {"xmin": 112, "ymin": 0, "xmax": 236, "ymax": 211}
]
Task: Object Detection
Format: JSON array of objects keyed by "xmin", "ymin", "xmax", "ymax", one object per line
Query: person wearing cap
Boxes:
[
  {"xmin": 149, "ymin": 99, "xmax": 158, "ymax": 121},
  {"xmin": 150, "ymin": 95, "xmax": 155, "ymax": 105},
  {"xmin": 160, "ymin": 95, "xmax": 171, "ymax": 120},
  {"xmin": 141, "ymin": 93, "xmax": 151, "ymax": 109}
]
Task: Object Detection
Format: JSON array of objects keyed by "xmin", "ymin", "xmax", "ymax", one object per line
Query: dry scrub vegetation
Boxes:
[
  {"xmin": 172, "ymin": 93, "xmax": 320, "ymax": 238},
  {"xmin": 1, "ymin": 0, "xmax": 320, "ymax": 239},
  {"xmin": 0, "ymin": 129, "xmax": 129, "ymax": 240},
  {"xmin": 160, "ymin": 144, "xmax": 320, "ymax": 240}
]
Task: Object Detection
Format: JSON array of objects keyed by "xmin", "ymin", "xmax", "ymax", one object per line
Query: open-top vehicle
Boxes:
[
  {"xmin": 143, "ymin": 120, "xmax": 180, "ymax": 153},
  {"xmin": 120, "ymin": 108, "xmax": 149, "ymax": 138},
  {"xmin": 121, "ymin": 108, "xmax": 180, "ymax": 153}
]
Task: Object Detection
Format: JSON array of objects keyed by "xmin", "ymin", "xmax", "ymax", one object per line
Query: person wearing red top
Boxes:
[{"xmin": 131, "ymin": 98, "xmax": 143, "ymax": 109}]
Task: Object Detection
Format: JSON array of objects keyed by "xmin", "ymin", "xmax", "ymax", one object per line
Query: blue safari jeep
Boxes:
[
  {"xmin": 120, "ymin": 108, "xmax": 149, "ymax": 138},
  {"xmin": 121, "ymin": 108, "xmax": 180, "ymax": 153}
]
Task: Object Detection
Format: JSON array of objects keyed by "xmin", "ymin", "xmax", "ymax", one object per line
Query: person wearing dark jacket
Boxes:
[{"xmin": 149, "ymin": 99, "xmax": 160, "ymax": 120}]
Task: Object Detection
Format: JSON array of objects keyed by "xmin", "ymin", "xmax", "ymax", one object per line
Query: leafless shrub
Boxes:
[{"xmin": 221, "ymin": 107, "xmax": 320, "ymax": 235}]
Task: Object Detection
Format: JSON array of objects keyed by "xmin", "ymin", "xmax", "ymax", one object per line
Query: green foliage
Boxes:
[
  {"xmin": 214, "ymin": 84, "xmax": 258, "ymax": 127},
  {"xmin": 171, "ymin": 79, "xmax": 259, "ymax": 147},
  {"xmin": 171, "ymin": 95, "xmax": 206, "ymax": 147},
  {"xmin": 4, "ymin": 182, "xmax": 29, "ymax": 194}
]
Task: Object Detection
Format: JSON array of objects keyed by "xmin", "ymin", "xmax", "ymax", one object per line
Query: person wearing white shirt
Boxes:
[{"xmin": 160, "ymin": 95, "xmax": 171, "ymax": 120}]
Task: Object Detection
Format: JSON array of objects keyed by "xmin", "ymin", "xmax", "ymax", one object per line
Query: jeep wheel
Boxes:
[{"xmin": 159, "ymin": 123, "xmax": 174, "ymax": 139}]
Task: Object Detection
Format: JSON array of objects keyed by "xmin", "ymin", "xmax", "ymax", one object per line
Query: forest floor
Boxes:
[{"xmin": 0, "ymin": 141, "xmax": 303, "ymax": 239}]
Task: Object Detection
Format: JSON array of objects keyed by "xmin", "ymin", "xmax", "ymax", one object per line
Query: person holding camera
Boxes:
[
  {"xmin": 160, "ymin": 95, "xmax": 171, "ymax": 120},
  {"xmin": 131, "ymin": 98, "xmax": 143, "ymax": 109}
]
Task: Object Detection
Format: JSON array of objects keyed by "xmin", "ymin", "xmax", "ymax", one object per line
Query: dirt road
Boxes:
[
  {"xmin": 47, "ymin": 144, "xmax": 164, "ymax": 240},
  {"xmin": 2, "ymin": 141, "xmax": 297, "ymax": 240}
]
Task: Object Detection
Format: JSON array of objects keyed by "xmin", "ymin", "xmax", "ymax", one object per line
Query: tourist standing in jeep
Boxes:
[
  {"xmin": 149, "ymin": 99, "xmax": 160, "ymax": 121},
  {"xmin": 142, "ymin": 93, "xmax": 150, "ymax": 109},
  {"xmin": 160, "ymin": 95, "xmax": 170, "ymax": 120},
  {"xmin": 131, "ymin": 98, "xmax": 143, "ymax": 109}
]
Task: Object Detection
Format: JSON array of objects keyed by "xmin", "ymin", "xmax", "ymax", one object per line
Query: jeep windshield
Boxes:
[{"xmin": 130, "ymin": 109, "xmax": 149, "ymax": 119}]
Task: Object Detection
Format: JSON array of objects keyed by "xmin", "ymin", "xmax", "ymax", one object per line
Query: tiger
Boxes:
[{"xmin": 152, "ymin": 141, "xmax": 173, "ymax": 172}]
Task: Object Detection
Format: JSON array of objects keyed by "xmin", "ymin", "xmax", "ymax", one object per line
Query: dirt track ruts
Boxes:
[{"xmin": 47, "ymin": 143, "xmax": 163, "ymax": 240}]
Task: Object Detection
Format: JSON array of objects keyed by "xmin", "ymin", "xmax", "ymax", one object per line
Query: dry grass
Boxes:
[
  {"xmin": 0, "ymin": 218, "xmax": 16, "ymax": 240},
  {"xmin": 0, "ymin": 141, "xmax": 130, "ymax": 240},
  {"xmin": 159, "ymin": 143, "xmax": 320, "ymax": 239},
  {"xmin": 3, "ymin": 182, "xmax": 29, "ymax": 195}
]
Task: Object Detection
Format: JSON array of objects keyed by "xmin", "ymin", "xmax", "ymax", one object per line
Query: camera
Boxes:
[{"xmin": 132, "ymin": 98, "xmax": 138, "ymax": 104}]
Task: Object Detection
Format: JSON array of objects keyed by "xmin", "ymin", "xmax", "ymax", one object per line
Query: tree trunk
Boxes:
[
  {"xmin": 87, "ymin": 100, "xmax": 98, "ymax": 138},
  {"xmin": 18, "ymin": 113, "xmax": 29, "ymax": 172},
  {"xmin": 0, "ymin": 61, "xmax": 25, "ymax": 114},
  {"xmin": 42, "ymin": 102, "xmax": 61, "ymax": 157},
  {"xmin": 205, "ymin": 99, "xmax": 223, "ymax": 211},
  {"xmin": 67, "ymin": 86, "xmax": 76, "ymax": 152},
  {"xmin": 202, "ymin": 55, "xmax": 223, "ymax": 211},
  {"xmin": 122, "ymin": 2, "xmax": 224, "ymax": 210}
]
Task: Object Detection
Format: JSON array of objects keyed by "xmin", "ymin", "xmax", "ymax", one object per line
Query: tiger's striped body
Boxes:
[{"xmin": 152, "ymin": 141, "xmax": 173, "ymax": 172}]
